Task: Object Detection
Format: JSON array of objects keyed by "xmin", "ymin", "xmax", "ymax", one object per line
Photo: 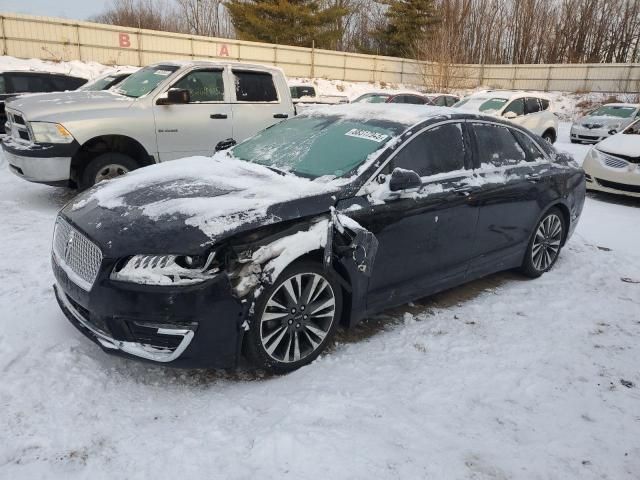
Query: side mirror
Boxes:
[
  {"xmin": 215, "ymin": 138, "xmax": 237, "ymax": 151},
  {"xmin": 389, "ymin": 168, "xmax": 421, "ymax": 192},
  {"xmin": 503, "ymin": 111, "xmax": 518, "ymax": 120},
  {"xmin": 157, "ymin": 88, "xmax": 190, "ymax": 105},
  {"xmin": 608, "ymin": 129, "xmax": 617, "ymax": 136}
]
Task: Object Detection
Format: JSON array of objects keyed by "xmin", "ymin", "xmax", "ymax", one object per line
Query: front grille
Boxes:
[
  {"xmin": 578, "ymin": 135, "xmax": 599, "ymax": 140},
  {"xmin": 52, "ymin": 217, "xmax": 103, "ymax": 290},
  {"xmin": 596, "ymin": 178, "xmax": 640, "ymax": 194},
  {"xmin": 582, "ymin": 123, "xmax": 603, "ymax": 129},
  {"xmin": 5, "ymin": 109, "xmax": 31, "ymax": 142},
  {"xmin": 601, "ymin": 153, "xmax": 629, "ymax": 169}
]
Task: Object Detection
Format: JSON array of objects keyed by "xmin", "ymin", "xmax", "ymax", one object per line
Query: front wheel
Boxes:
[
  {"xmin": 79, "ymin": 153, "xmax": 139, "ymax": 190},
  {"xmin": 244, "ymin": 261, "xmax": 342, "ymax": 374},
  {"xmin": 520, "ymin": 208, "xmax": 565, "ymax": 278}
]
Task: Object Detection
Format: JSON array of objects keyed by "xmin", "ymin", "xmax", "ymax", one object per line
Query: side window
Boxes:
[
  {"xmin": 388, "ymin": 95, "xmax": 406, "ymax": 104},
  {"xmin": 525, "ymin": 97, "xmax": 541, "ymax": 115},
  {"xmin": 409, "ymin": 95, "xmax": 427, "ymax": 105},
  {"xmin": 233, "ymin": 70, "xmax": 277, "ymax": 102},
  {"xmin": 512, "ymin": 129, "xmax": 546, "ymax": 162},
  {"xmin": 434, "ymin": 96, "xmax": 447, "ymax": 107},
  {"xmin": 392, "ymin": 123, "xmax": 466, "ymax": 177},
  {"xmin": 0, "ymin": 75, "xmax": 5, "ymax": 94},
  {"xmin": 173, "ymin": 69, "xmax": 224, "ymax": 102},
  {"xmin": 7, "ymin": 74, "xmax": 54, "ymax": 93},
  {"xmin": 445, "ymin": 96, "xmax": 458, "ymax": 107},
  {"xmin": 473, "ymin": 123, "xmax": 527, "ymax": 167},
  {"xmin": 50, "ymin": 75, "xmax": 84, "ymax": 91},
  {"xmin": 540, "ymin": 98, "xmax": 550, "ymax": 111},
  {"xmin": 503, "ymin": 98, "xmax": 524, "ymax": 116}
]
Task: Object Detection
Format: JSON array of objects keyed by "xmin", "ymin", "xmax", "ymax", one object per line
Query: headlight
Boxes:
[
  {"xmin": 29, "ymin": 122, "xmax": 74, "ymax": 143},
  {"xmin": 110, "ymin": 252, "xmax": 219, "ymax": 285}
]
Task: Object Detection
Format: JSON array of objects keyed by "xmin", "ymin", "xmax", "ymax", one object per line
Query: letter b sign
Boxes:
[{"xmin": 119, "ymin": 33, "xmax": 131, "ymax": 48}]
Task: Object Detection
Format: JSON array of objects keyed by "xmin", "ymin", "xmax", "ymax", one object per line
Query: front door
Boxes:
[
  {"xmin": 349, "ymin": 121, "xmax": 479, "ymax": 312},
  {"xmin": 153, "ymin": 68, "xmax": 232, "ymax": 161}
]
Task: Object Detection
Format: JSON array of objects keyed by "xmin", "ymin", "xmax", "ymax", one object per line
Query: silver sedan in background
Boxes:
[{"xmin": 570, "ymin": 103, "xmax": 640, "ymax": 144}]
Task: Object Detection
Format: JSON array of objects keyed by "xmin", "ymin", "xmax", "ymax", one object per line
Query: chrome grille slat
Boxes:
[{"xmin": 53, "ymin": 217, "xmax": 102, "ymax": 291}]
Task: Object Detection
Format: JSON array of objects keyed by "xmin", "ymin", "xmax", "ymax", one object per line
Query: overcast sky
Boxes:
[{"xmin": 1, "ymin": 0, "xmax": 108, "ymax": 21}]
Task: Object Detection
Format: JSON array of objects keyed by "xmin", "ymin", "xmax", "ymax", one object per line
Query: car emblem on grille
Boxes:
[{"xmin": 65, "ymin": 231, "xmax": 75, "ymax": 261}]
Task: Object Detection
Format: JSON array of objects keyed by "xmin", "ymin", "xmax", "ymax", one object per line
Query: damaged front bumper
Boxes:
[{"xmin": 53, "ymin": 255, "xmax": 247, "ymax": 368}]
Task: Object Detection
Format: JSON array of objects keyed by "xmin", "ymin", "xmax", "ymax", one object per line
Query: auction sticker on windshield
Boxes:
[
  {"xmin": 154, "ymin": 70, "xmax": 172, "ymax": 76},
  {"xmin": 345, "ymin": 129, "xmax": 389, "ymax": 143}
]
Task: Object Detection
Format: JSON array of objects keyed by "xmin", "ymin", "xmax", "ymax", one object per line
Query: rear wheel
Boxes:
[
  {"xmin": 79, "ymin": 152, "xmax": 138, "ymax": 190},
  {"xmin": 244, "ymin": 261, "xmax": 342, "ymax": 374},
  {"xmin": 520, "ymin": 208, "xmax": 565, "ymax": 278}
]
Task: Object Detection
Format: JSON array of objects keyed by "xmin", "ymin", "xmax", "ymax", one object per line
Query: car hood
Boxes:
[
  {"xmin": 577, "ymin": 115, "xmax": 633, "ymax": 127},
  {"xmin": 596, "ymin": 133, "xmax": 640, "ymax": 159},
  {"xmin": 61, "ymin": 154, "xmax": 341, "ymax": 257},
  {"xmin": 5, "ymin": 90, "xmax": 134, "ymax": 121}
]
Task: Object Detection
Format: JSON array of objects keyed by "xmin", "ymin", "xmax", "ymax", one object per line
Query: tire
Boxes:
[
  {"xmin": 79, "ymin": 152, "xmax": 139, "ymax": 190},
  {"xmin": 244, "ymin": 260, "xmax": 343, "ymax": 374},
  {"xmin": 520, "ymin": 207, "xmax": 566, "ymax": 278},
  {"xmin": 542, "ymin": 130, "xmax": 556, "ymax": 144}
]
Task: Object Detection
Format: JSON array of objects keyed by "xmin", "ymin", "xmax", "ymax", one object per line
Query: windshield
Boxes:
[
  {"xmin": 114, "ymin": 65, "xmax": 178, "ymax": 98},
  {"xmin": 589, "ymin": 105, "xmax": 637, "ymax": 118},
  {"xmin": 623, "ymin": 119, "xmax": 640, "ymax": 135},
  {"xmin": 353, "ymin": 93, "xmax": 390, "ymax": 104},
  {"xmin": 232, "ymin": 114, "xmax": 405, "ymax": 179},
  {"xmin": 454, "ymin": 97, "xmax": 508, "ymax": 113},
  {"xmin": 79, "ymin": 74, "xmax": 122, "ymax": 91}
]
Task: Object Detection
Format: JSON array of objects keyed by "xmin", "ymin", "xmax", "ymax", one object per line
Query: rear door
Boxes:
[
  {"xmin": 354, "ymin": 121, "xmax": 479, "ymax": 311},
  {"xmin": 467, "ymin": 121, "xmax": 549, "ymax": 276},
  {"xmin": 231, "ymin": 69, "xmax": 291, "ymax": 142},
  {"xmin": 153, "ymin": 67, "xmax": 232, "ymax": 161}
]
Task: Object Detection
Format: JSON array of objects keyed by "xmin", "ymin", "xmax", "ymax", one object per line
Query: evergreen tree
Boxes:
[
  {"xmin": 226, "ymin": 0, "xmax": 348, "ymax": 49},
  {"xmin": 375, "ymin": 0, "xmax": 439, "ymax": 57}
]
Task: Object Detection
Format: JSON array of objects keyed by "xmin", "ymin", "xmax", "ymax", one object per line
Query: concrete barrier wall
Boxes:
[{"xmin": 1, "ymin": 12, "xmax": 639, "ymax": 93}]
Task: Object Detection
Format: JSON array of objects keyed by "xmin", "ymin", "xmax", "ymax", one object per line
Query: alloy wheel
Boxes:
[
  {"xmin": 531, "ymin": 214, "xmax": 563, "ymax": 271},
  {"xmin": 95, "ymin": 164, "xmax": 130, "ymax": 183},
  {"xmin": 260, "ymin": 272, "xmax": 336, "ymax": 363}
]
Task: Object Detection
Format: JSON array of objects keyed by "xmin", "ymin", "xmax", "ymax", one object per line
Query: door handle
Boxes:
[
  {"xmin": 273, "ymin": 113, "xmax": 289, "ymax": 119},
  {"xmin": 453, "ymin": 185, "xmax": 474, "ymax": 196},
  {"xmin": 210, "ymin": 114, "xmax": 228, "ymax": 119}
]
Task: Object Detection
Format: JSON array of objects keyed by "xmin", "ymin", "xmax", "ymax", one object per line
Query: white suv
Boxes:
[{"xmin": 454, "ymin": 91, "xmax": 558, "ymax": 143}]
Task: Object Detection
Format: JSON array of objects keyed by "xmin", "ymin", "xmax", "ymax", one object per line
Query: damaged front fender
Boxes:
[{"xmin": 226, "ymin": 212, "xmax": 378, "ymax": 299}]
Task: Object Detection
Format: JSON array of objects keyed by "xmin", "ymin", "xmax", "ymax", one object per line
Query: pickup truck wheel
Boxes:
[
  {"xmin": 80, "ymin": 153, "xmax": 139, "ymax": 190},
  {"xmin": 244, "ymin": 260, "xmax": 343, "ymax": 374}
]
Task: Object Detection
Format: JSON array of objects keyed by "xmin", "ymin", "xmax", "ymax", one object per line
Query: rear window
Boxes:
[
  {"xmin": 290, "ymin": 86, "xmax": 315, "ymax": 99},
  {"xmin": 233, "ymin": 70, "xmax": 278, "ymax": 102}
]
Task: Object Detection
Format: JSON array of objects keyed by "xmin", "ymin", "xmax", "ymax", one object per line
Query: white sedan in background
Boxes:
[
  {"xmin": 583, "ymin": 119, "xmax": 640, "ymax": 198},
  {"xmin": 570, "ymin": 103, "xmax": 640, "ymax": 144},
  {"xmin": 453, "ymin": 91, "xmax": 559, "ymax": 143}
]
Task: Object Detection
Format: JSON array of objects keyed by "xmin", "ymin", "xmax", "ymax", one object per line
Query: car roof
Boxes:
[
  {"xmin": 466, "ymin": 90, "xmax": 551, "ymax": 101},
  {"xmin": 149, "ymin": 60, "xmax": 285, "ymax": 74},
  {"xmin": 0, "ymin": 70, "xmax": 82, "ymax": 78},
  {"xmin": 298, "ymin": 103, "xmax": 506, "ymax": 129}
]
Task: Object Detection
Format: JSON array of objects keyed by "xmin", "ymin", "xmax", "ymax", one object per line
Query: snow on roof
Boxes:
[
  {"xmin": 299, "ymin": 103, "xmax": 455, "ymax": 127},
  {"xmin": 467, "ymin": 90, "xmax": 552, "ymax": 101}
]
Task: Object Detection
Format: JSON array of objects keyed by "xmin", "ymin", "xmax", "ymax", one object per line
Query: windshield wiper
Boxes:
[{"xmin": 265, "ymin": 165, "xmax": 289, "ymax": 176}]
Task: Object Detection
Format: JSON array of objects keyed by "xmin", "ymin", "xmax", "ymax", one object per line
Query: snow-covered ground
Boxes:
[{"xmin": 1, "ymin": 56, "xmax": 639, "ymax": 479}]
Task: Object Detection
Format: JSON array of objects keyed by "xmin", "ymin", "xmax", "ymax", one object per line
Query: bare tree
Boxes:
[{"xmin": 175, "ymin": 0, "xmax": 234, "ymax": 37}]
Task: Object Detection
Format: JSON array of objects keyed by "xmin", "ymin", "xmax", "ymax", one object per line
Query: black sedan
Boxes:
[{"xmin": 52, "ymin": 104, "xmax": 585, "ymax": 373}]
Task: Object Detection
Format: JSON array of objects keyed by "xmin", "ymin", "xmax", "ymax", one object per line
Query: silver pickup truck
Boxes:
[{"xmin": 2, "ymin": 61, "xmax": 294, "ymax": 189}]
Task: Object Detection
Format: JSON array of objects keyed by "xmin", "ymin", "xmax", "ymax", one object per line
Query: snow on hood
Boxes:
[
  {"xmin": 597, "ymin": 133, "xmax": 640, "ymax": 158},
  {"xmin": 5, "ymin": 90, "xmax": 133, "ymax": 120},
  {"xmin": 70, "ymin": 153, "xmax": 339, "ymax": 240},
  {"xmin": 578, "ymin": 115, "xmax": 634, "ymax": 126}
]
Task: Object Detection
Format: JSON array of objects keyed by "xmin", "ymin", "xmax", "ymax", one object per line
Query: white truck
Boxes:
[{"xmin": 2, "ymin": 61, "xmax": 295, "ymax": 189}]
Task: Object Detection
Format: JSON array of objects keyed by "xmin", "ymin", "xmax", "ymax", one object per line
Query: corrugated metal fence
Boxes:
[{"xmin": 1, "ymin": 12, "xmax": 639, "ymax": 93}]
